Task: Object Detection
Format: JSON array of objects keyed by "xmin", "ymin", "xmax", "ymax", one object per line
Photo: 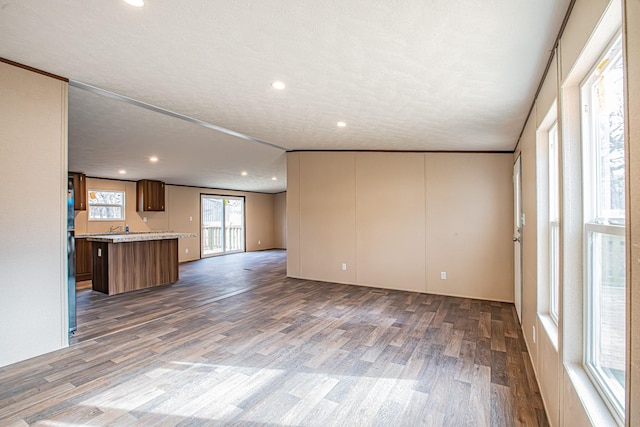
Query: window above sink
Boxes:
[{"xmin": 88, "ymin": 190, "xmax": 125, "ymax": 221}]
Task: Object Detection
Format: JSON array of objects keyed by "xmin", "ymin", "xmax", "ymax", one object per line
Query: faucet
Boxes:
[{"xmin": 109, "ymin": 225, "xmax": 123, "ymax": 232}]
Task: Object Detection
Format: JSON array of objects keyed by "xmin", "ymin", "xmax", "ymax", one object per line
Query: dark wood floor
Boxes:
[
  {"xmin": 72, "ymin": 251, "xmax": 286, "ymax": 343},
  {"xmin": 0, "ymin": 250, "xmax": 548, "ymax": 426}
]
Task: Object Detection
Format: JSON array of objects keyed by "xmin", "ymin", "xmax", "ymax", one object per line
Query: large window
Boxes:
[
  {"xmin": 548, "ymin": 122, "xmax": 560, "ymax": 323},
  {"xmin": 581, "ymin": 35, "xmax": 625, "ymax": 419},
  {"xmin": 88, "ymin": 190, "xmax": 126, "ymax": 221}
]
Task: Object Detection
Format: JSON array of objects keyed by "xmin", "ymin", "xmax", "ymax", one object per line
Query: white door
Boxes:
[{"xmin": 513, "ymin": 156, "xmax": 523, "ymax": 322}]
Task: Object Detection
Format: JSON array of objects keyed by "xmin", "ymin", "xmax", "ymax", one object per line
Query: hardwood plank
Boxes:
[
  {"xmin": 491, "ymin": 384, "xmax": 515, "ymax": 426},
  {"xmin": 479, "ymin": 311, "xmax": 492, "ymax": 339},
  {"xmin": 469, "ymin": 364, "xmax": 492, "ymax": 426},
  {"xmin": 491, "ymin": 349, "xmax": 510, "ymax": 387},
  {"xmin": 443, "ymin": 328, "xmax": 465, "ymax": 358},
  {"xmin": 443, "ymin": 379, "xmax": 472, "ymax": 426},
  {"xmin": 491, "ymin": 319, "xmax": 507, "ymax": 352},
  {"xmin": 454, "ymin": 339, "xmax": 477, "ymax": 383}
]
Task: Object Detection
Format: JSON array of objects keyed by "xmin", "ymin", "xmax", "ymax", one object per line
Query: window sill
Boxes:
[
  {"xmin": 564, "ymin": 363, "xmax": 621, "ymax": 427},
  {"xmin": 538, "ymin": 313, "xmax": 558, "ymax": 351}
]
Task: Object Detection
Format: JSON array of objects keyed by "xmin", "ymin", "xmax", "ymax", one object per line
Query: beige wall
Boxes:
[
  {"xmin": 75, "ymin": 179, "xmax": 277, "ymax": 262},
  {"xmin": 425, "ymin": 153, "xmax": 514, "ymax": 300},
  {"xmin": 298, "ymin": 152, "xmax": 357, "ymax": 284},
  {"xmin": 167, "ymin": 185, "xmax": 199, "ymax": 260},
  {"xmin": 356, "ymin": 153, "xmax": 426, "ymax": 292},
  {"xmin": 287, "ymin": 151, "xmax": 514, "ymax": 301},
  {"xmin": 274, "ymin": 192, "xmax": 287, "ymax": 249},
  {"xmin": 244, "ymin": 190, "xmax": 275, "ymax": 252},
  {"xmin": 0, "ymin": 62, "xmax": 68, "ymax": 367},
  {"xmin": 287, "ymin": 153, "xmax": 301, "ymax": 276}
]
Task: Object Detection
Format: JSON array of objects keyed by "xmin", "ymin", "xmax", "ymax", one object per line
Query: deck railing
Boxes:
[{"xmin": 202, "ymin": 225, "xmax": 243, "ymax": 254}]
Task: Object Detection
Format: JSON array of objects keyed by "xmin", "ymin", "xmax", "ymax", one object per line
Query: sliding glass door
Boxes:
[{"xmin": 201, "ymin": 195, "xmax": 245, "ymax": 257}]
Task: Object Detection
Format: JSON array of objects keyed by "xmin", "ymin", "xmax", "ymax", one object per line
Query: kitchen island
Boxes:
[{"xmin": 86, "ymin": 232, "xmax": 196, "ymax": 296}]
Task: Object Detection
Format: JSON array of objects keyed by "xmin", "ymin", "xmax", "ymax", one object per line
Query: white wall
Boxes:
[{"xmin": 0, "ymin": 62, "xmax": 68, "ymax": 368}]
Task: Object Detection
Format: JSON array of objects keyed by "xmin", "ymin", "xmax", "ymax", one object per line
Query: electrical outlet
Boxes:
[
  {"xmin": 143, "ymin": 217, "xmax": 147, "ymax": 223},
  {"xmin": 440, "ymin": 272, "xmax": 446, "ymax": 280},
  {"xmin": 189, "ymin": 216, "xmax": 193, "ymax": 222},
  {"xmin": 258, "ymin": 240, "xmax": 261, "ymax": 245},
  {"xmin": 185, "ymin": 248, "xmax": 189, "ymax": 254},
  {"xmin": 341, "ymin": 263, "xmax": 347, "ymax": 271},
  {"xmin": 97, "ymin": 248, "xmax": 102, "ymax": 257},
  {"xmin": 532, "ymin": 325, "xmax": 536, "ymax": 343}
]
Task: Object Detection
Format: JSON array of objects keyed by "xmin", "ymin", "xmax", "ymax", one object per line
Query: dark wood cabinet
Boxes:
[
  {"xmin": 75, "ymin": 237, "xmax": 92, "ymax": 282},
  {"xmin": 91, "ymin": 241, "xmax": 109, "ymax": 294},
  {"xmin": 69, "ymin": 172, "xmax": 87, "ymax": 210},
  {"xmin": 137, "ymin": 179, "xmax": 165, "ymax": 211}
]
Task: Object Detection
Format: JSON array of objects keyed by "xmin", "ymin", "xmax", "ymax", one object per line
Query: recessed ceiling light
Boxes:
[
  {"xmin": 118, "ymin": 169, "xmax": 127, "ymax": 174},
  {"xmin": 271, "ymin": 81, "xmax": 286, "ymax": 90},
  {"xmin": 241, "ymin": 171, "xmax": 248, "ymax": 176},
  {"xmin": 337, "ymin": 121, "xmax": 347, "ymax": 128},
  {"xmin": 149, "ymin": 156, "xmax": 158, "ymax": 163},
  {"xmin": 123, "ymin": 0, "xmax": 145, "ymax": 7},
  {"xmin": 272, "ymin": 177, "xmax": 277, "ymax": 181}
]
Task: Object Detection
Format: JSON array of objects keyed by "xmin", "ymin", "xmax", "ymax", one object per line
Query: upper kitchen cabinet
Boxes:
[
  {"xmin": 69, "ymin": 172, "xmax": 87, "ymax": 210},
  {"xmin": 137, "ymin": 179, "xmax": 165, "ymax": 211}
]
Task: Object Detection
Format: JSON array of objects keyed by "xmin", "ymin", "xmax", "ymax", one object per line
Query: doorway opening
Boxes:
[{"xmin": 201, "ymin": 195, "xmax": 245, "ymax": 257}]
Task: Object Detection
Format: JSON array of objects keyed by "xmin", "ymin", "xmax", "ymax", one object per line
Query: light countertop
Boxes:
[{"xmin": 83, "ymin": 232, "xmax": 197, "ymax": 243}]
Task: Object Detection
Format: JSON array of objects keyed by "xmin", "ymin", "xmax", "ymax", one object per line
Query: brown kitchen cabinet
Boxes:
[
  {"xmin": 75, "ymin": 237, "xmax": 92, "ymax": 282},
  {"xmin": 69, "ymin": 172, "xmax": 87, "ymax": 210},
  {"xmin": 137, "ymin": 179, "xmax": 165, "ymax": 211}
]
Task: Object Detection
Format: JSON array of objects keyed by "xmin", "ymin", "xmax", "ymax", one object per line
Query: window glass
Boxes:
[
  {"xmin": 581, "ymin": 35, "xmax": 625, "ymax": 418},
  {"xmin": 88, "ymin": 190, "xmax": 125, "ymax": 221},
  {"xmin": 588, "ymin": 39, "xmax": 625, "ymax": 224}
]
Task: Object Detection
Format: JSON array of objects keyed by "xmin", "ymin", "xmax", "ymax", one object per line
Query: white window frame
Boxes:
[
  {"xmin": 580, "ymin": 33, "xmax": 625, "ymax": 423},
  {"xmin": 88, "ymin": 190, "xmax": 126, "ymax": 221},
  {"xmin": 200, "ymin": 194, "xmax": 246, "ymax": 257},
  {"xmin": 536, "ymin": 100, "xmax": 560, "ymax": 339},
  {"xmin": 548, "ymin": 121, "xmax": 560, "ymax": 324}
]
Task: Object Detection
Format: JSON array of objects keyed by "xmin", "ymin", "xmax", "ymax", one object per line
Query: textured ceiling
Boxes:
[
  {"xmin": 0, "ymin": 0, "xmax": 571, "ymax": 192},
  {"xmin": 68, "ymin": 85, "xmax": 287, "ymax": 192}
]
